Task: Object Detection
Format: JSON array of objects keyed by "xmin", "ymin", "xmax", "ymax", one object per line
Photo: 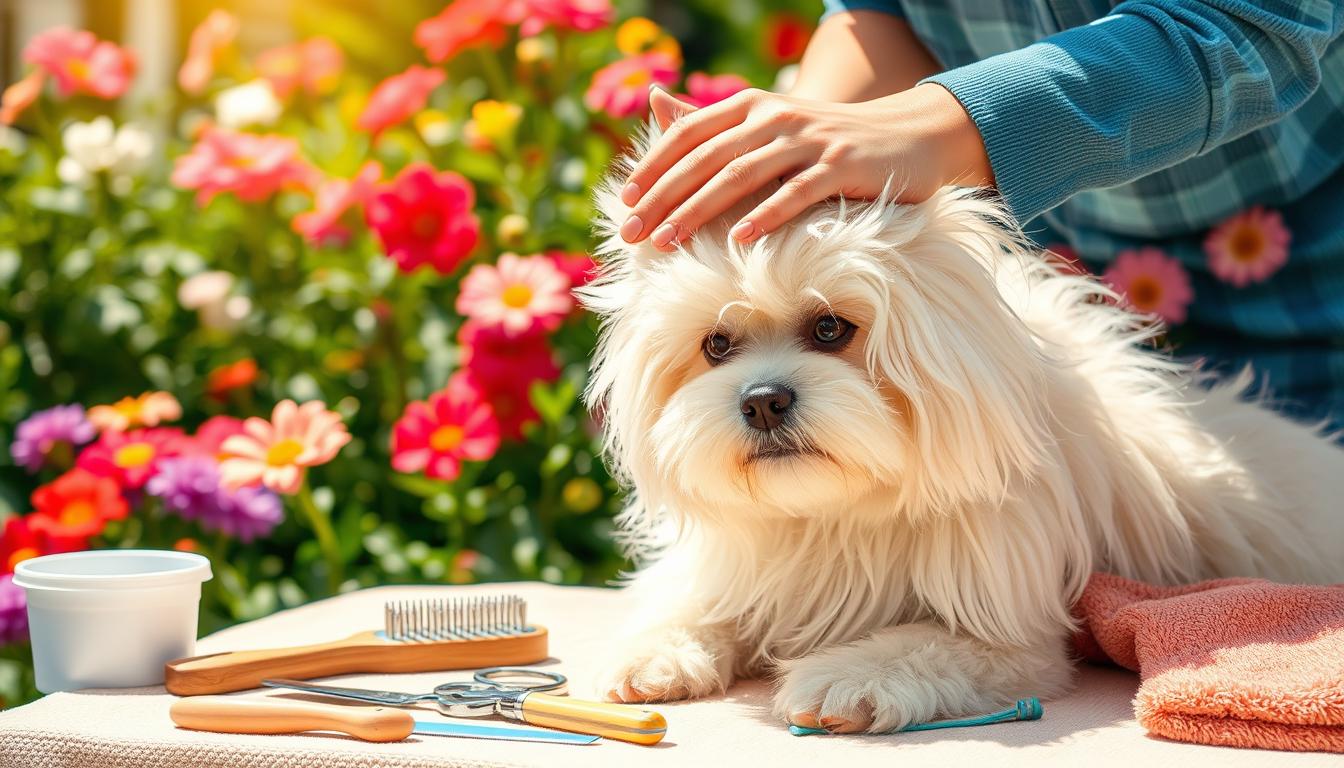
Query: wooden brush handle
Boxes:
[
  {"xmin": 170, "ymin": 696, "xmax": 415, "ymax": 742},
  {"xmin": 520, "ymin": 693, "xmax": 667, "ymax": 746},
  {"xmin": 165, "ymin": 627, "xmax": 549, "ymax": 695}
]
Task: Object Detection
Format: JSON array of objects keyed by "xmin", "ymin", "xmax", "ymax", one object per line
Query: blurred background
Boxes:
[{"xmin": 0, "ymin": 0, "xmax": 819, "ymax": 706}]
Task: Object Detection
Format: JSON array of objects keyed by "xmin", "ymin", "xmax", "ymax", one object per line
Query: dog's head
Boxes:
[{"xmin": 581, "ymin": 136, "xmax": 1052, "ymax": 530}]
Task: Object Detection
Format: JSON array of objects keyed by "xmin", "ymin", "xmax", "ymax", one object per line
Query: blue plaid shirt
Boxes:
[{"xmin": 822, "ymin": 0, "xmax": 1344, "ymax": 422}]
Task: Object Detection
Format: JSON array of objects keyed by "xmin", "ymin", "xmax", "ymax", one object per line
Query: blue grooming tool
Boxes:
[{"xmin": 788, "ymin": 697, "xmax": 1042, "ymax": 736}]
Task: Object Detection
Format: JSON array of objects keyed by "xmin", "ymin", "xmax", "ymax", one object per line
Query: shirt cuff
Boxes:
[{"xmin": 821, "ymin": 0, "xmax": 905, "ymax": 22}]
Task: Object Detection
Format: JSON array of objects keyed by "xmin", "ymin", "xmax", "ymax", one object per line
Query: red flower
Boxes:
[
  {"xmin": 293, "ymin": 161, "xmax": 382, "ymax": 247},
  {"xmin": 683, "ymin": 72, "xmax": 750, "ymax": 108},
  {"xmin": 366, "ymin": 163, "xmax": 480, "ymax": 275},
  {"xmin": 764, "ymin": 13, "xmax": 811, "ymax": 64},
  {"xmin": 189, "ymin": 415, "xmax": 247, "ymax": 458},
  {"xmin": 1, "ymin": 516, "xmax": 84, "ymax": 575},
  {"xmin": 456, "ymin": 320, "xmax": 560, "ymax": 440},
  {"xmin": 506, "ymin": 0, "xmax": 614, "ymax": 36},
  {"xmin": 30, "ymin": 468, "xmax": 129, "ymax": 540},
  {"xmin": 24, "ymin": 26, "xmax": 136, "ymax": 99},
  {"xmin": 76, "ymin": 428, "xmax": 186, "ymax": 489},
  {"xmin": 256, "ymin": 37, "xmax": 344, "ymax": 99},
  {"xmin": 206, "ymin": 358, "xmax": 259, "ymax": 400},
  {"xmin": 391, "ymin": 384, "xmax": 501, "ymax": 480},
  {"xmin": 414, "ymin": 0, "xmax": 509, "ymax": 63},
  {"xmin": 171, "ymin": 125, "xmax": 314, "ymax": 206},
  {"xmin": 547, "ymin": 249, "xmax": 598, "ymax": 288},
  {"xmin": 356, "ymin": 65, "xmax": 444, "ymax": 137}
]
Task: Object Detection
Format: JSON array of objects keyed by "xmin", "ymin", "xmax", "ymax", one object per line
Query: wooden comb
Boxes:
[{"xmin": 165, "ymin": 594, "xmax": 547, "ymax": 695}]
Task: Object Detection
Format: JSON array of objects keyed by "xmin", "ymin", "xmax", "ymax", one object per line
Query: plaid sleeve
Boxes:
[
  {"xmin": 821, "ymin": 0, "xmax": 905, "ymax": 21},
  {"xmin": 924, "ymin": 0, "xmax": 1344, "ymax": 221}
]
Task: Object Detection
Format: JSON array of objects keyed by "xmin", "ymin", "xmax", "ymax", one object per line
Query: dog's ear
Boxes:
[{"xmin": 860, "ymin": 191, "xmax": 1053, "ymax": 512}]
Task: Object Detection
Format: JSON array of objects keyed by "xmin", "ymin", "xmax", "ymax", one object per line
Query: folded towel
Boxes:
[{"xmin": 1072, "ymin": 572, "xmax": 1344, "ymax": 753}]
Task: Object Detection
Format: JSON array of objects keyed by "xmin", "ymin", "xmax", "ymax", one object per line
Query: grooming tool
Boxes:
[
  {"xmin": 788, "ymin": 697, "xmax": 1043, "ymax": 736},
  {"xmin": 264, "ymin": 667, "xmax": 668, "ymax": 746},
  {"xmin": 169, "ymin": 695, "xmax": 598, "ymax": 745},
  {"xmin": 165, "ymin": 595, "xmax": 547, "ymax": 696}
]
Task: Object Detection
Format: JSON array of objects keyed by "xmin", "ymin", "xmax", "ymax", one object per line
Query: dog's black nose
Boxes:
[{"xmin": 741, "ymin": 384, "xmax": 795, "ymax": 431}]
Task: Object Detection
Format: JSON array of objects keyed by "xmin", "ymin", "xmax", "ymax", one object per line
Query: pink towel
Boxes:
[{"xmin": 1072, "ymin": 572, "xmax": 1344, "ymax": 753}]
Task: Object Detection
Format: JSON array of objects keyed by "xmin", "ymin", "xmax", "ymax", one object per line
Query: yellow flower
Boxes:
[
  {"xmin": 515, "ymin": 37, "xmax": 552, "ymax": 65},
  {"xmin": 616, "ymin": 17, "xmax": 682, "ymax": 64},
  {"xmin": 470, "ymin": 100, "xmax": 523, "ymax": 144},
  {"xmin": 88, "ymin": 392, "xmax": 182, "ymax": 432},
  {"xmin": 414, "ymin": 108, "xmax": 455, "ymax": 146}
]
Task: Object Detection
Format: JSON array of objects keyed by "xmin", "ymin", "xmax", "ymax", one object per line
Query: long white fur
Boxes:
[{"xmin": 579, "ymin": 128, "xmax": 1344, "ymax": 729}]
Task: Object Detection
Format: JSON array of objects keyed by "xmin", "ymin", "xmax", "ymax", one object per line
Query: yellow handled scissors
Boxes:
[{"xmin": 264, "ymin": 667, "xmax": 667, "ymax": 745}]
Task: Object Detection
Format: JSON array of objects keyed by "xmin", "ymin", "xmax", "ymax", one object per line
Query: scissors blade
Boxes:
[
  {"xmin": 413, "ymin": 719, "xmax": 600, "ymax": 745},
  {"xmin": 261, "ymin": 678, "xmax": 421, "ymax": 705}
]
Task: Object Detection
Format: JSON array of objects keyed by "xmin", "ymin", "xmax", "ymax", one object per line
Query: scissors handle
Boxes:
[
  {"xmin": 170, "ymin": 695, "xmax": 415, "ymax": 742},
  {"xmin": 514, "ymin": 692, "xmax": 666, "ymax": 746}
]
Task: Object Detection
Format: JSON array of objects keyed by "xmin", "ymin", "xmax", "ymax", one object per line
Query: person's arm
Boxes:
[
  {"xmin": 925, "ymin": 0, "xmax": 1344, "ymax": 221},
  {"xmin": 788, "ymin": 9, "xmax": 943, "ymax": 102}
]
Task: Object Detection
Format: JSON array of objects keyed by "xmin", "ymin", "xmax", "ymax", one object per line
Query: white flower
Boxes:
[
  {"xmin": 56, "ymin": 116, "xmax": 153, "ymax": 190},
  {"xmin": 771, "ymin": 64, "xmax": 799, "ymax": 94},
  {"xmin": 0, "ymin": 125, "xmax": 27, "ymax": 156},
  {"xmin": 178, "ymin": 270, "xmax": 250, "ymax": 331},
  {"xmin": 215, "ymin": 80, "xmax": 282, "ymax": 128}
]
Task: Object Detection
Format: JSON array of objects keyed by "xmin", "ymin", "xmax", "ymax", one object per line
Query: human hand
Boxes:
[{"xmin": 618, "ymin": 84, "xmax": 992, "ymax": 250}]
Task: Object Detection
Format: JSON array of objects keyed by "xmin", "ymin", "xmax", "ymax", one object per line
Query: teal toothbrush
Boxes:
[{"xmin": 788, "ymin": 697, "xmax": 1042, "ymax": 736}]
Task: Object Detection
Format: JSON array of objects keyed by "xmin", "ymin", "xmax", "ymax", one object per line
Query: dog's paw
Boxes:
[
  {"xmin": 773, "ymin": 648, "xmax": 948, "ymax": 734},
  {"xmin": 599, "ymin": 627, "xmax": 728, "ymax": 703}
]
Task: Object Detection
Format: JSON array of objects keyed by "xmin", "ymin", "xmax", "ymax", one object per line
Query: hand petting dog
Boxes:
[{"xmin": 617, "ymin": 84, "xmax": 992, "ymax": 251}]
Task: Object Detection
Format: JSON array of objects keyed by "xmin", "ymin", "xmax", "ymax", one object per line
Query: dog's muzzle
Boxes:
[{"xmin": 740, "ymin": 383, "xmax": 795, "ymax": 432}]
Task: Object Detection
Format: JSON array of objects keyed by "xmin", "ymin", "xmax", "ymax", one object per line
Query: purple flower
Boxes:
[
  {"xmin": 214, "ymin": 485, "xmax": 283, "ymax": 542},
  {"xmin": 10, "ymin": 405, "xmax": 96, "ymax": 473},
  {"xmin": 0, "ymin": 575, "xmax": 28, "ymax": 646},
  {"xmin": 146, "ymin": 456, "xmax": 282, "ymax": 542}
]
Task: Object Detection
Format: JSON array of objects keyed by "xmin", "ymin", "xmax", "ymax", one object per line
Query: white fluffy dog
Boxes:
[{"xmin": 578, "ymin": 137, "xmax": 1344, "ymax": 733}]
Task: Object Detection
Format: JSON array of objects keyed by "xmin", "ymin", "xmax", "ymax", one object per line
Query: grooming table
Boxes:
[{"xmin": 0, "ymin": 582, "xmax": 1335, "ymax": 767}]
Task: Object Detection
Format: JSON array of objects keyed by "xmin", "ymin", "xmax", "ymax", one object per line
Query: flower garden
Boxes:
[{"xmin": 0, "ymin": 0, "xmax": 817, "ymax": 707}]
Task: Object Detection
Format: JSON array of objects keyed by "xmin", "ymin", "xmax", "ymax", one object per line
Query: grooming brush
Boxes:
[{"xmin": 165, "ymin": 595, "xmax": 547, "ymax": 696}]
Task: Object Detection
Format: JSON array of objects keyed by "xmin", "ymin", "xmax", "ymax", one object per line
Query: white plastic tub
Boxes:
[{"xmin": 13, "ymin": 549, "xmax": 213, "ymax": 693}]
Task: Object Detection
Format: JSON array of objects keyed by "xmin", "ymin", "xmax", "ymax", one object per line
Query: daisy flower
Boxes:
[
  {"xmin": 219, "ymin": 400, "xmax": 351, "ymax": 494},
  {"xmin": 87, "ymin": 391, "xmax": 182, "ymax": 432},
  {"xmin": 456, "ymin": 252, "xmax": 574, "ymax": 337},
  {"xmin": 76, "ymin": 427, "xmax": 186, "ymax": 489},
  {"xmin": 30, "ymin": 468, "xmax": 130, "ymax": 539},
  {"xmin": 584, "ymin": 52, "xmax": 680, "ymax": 119},
  {"xmin": 1101, "ymin": 247, "xmax": 1194, "ymax": 325},
  {"xmin": 1204, "ymin": 206, "xmax": 1291, "ymax": 288},
  {"xmin": 390, "ymin": 384, "xmax": 501, "ymax": 480}
]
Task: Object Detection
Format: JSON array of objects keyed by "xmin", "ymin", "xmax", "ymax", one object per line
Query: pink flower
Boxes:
[
  {"xmin": 256, "ymin": 37, "xmax": 344, "ymax": 99},
  {"xmin": 548, "ymin": 250, "xmax": 598, "ymax": 288},
  {"xmin": 24, "ymin": 27, "xmax": 135, "ymax": 99},
  {"xmin": 366, "ymin": 163, "xmax": 480, "ymax": 275},
  {"xmin": 293, "ymin": 161, "xmax": 382, "ymax": 247},
  {"xmin": 87, "ymin": 391, "xmax": 182, "ymax": 432},
  {"xmin": 189, "ymin": 415, "xmax": 247, "ymax": 458},
  {"xmin": 414, "ymin": 0, "xmax": 509, "ymax": 63},
  {"xmin": 77, "ymin": 427, "xmax": 187, "ymax": 489},
  {"xmin": 391, "ymin": 384, "xmax": 501, "ymax": 480},
  {"xmin": 357, "ymin": 65, "xmax": 445, "ymax": 137},
  {"xmin": 219, "ymin": 400, "xmax": 351, "ymax": 494},
  {"xmin": 457, "ymin": 320, "xmax": 560, "ymax": 440},
  {"xmin": 585, "ymin": 53, "xmax": 680, "ymax": 119},
  {"xmin": 683, "ymin": 72, "xmax": 750, "ymax": 107},
  {"xmin": 506, "ymin": 0, "xmax": 614, "ymax": 36},
  {"xmin": 1101, "ymin": 247, "xmax": 1194, "ymax": 325},
  {"xmin": 1, "ymin": 70, "xmax": 45, "ymax": 125},
  {"xmin": 1203, "ymin": 206, "xmax": 1291, "ymax": 288},
  {"xmin": 457, "ymin": 253, "xmax": 574, "ymax": 337},
  {"xmin": 171, "ymin": 125, "xmax": 313, "ymax": 205},
  {"xmin": 178, "ymin": 10, "xmax": 238, "ymax": 96}
]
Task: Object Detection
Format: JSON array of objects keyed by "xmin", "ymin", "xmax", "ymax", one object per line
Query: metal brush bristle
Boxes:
[{"xmin": 383, "ymin": 594, "xmax": 529, "ymax": 642}]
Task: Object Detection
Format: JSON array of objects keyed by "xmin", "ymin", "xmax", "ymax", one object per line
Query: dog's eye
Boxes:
[
  {"xmin": 703, "ymin": 332, "xmax": 733, "ymax": 364},
  {"xmin": 811, "ymin": 315, "xmax": 856, "ymax": 349}
]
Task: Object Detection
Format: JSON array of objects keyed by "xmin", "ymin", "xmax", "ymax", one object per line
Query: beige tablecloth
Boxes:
[{"xmin": 0, "ymin": 582, "xmax": 1338, "ymax": 767}]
